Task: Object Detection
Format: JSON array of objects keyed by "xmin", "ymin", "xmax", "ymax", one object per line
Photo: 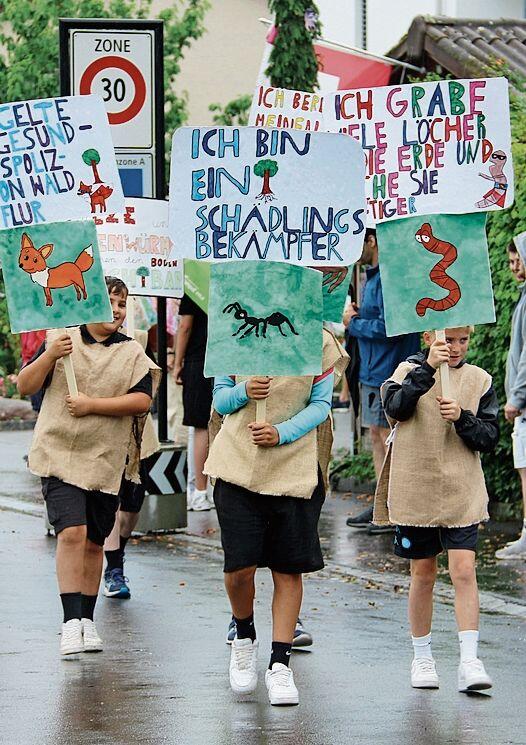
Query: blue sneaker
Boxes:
[
  {"xmin": 293, "ymin": 618, "xmax": 313, "ymax": 648},
  {"xmin": 226, "ymin": 617, "xmax": 236, "ymax": 645},
  {"xmin": 104, "ymin": 568, "xmax": 131, "ymax": 599}
]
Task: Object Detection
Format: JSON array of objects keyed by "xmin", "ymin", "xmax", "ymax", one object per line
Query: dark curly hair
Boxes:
[{"xmin": 105, "ymin": 276, "xmax": 128, "ymax": 298}]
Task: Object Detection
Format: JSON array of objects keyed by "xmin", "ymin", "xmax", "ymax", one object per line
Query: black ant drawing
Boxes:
[{"xmin": 223, "ymin": 302, "xmax": 299, "ymax": 339}]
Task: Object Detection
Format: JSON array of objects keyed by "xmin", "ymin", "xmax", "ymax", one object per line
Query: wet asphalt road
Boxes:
[{"xmin": 1, "ymin": 507, "xmax": 525, "ymax": 745}]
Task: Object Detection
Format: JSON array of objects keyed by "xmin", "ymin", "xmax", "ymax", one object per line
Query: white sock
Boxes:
[
  {"xmin": 458, "ymin": 629, "xmax": 479, "ymax": 662},
  {"xmin": 193, "ymin": 488, "xmax": 208, "ymax": 499},
  {"xmin": 412, "ymin": 633, "xmax": 433, "ymax": 660}
]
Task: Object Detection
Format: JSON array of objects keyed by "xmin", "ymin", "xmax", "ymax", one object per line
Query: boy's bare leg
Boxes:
[
  {"xmin": 448, "ymin": 549, "xmax": 479, "ymax": 630},
  {"xmin": 104, "ymin": 510, "xmax": 120, "ymax": 552},
  {"xmin": 519, "ymin": 467, "xmax": 526, "ymax": 517},
  {"xmin": 56, "ymin": 525, "xmax": 87, "ymax": 593},
  {"xmin": 82, "ymin": 540, "xmax": 104, "ymax": 596},
  {"xmin": 408, "ymin": 557, "xmax": 437, "ymax": 636},
  {"xmin": 271, "ymin": 571, "xmax": 303, "ymax": 643},
  {"xmin": 370, "ymin": 425, "xmax": 389, "ymax": 479},
  {"xmin": 224, "ymin": 566, "xmax": 257, "ymax": 619},
  {"xmin": 119, "ymin": 511, "xmax": 140, "ymax": 538},
  {"xmin": 193, "ymin": 426, "xmax": 209, "ymax": 492}
]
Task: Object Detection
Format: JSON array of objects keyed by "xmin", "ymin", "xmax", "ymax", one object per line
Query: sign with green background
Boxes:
[
  {"xmin": 377, "ymin": 212, "xmax": 495, "ymax": 336},
  {"xmin": 184, "ymin": 259, "xmax": 210, "ymax": 312},
  {"xmin": 0, "ymin": 219, "xmax": 112, "ymax": 333},
  {"xmin": 205, "ymin": 261, "xmax": 323, "ymax": 377}
]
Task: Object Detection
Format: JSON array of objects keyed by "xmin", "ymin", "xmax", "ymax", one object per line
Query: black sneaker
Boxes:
[
  {"xmin": 292, "ymin": 618, "xmax": 313, "ymax": 648},
  {"xmin": 346, "ymin": 505, "xmax": 374, "ymax": 528},
  {"xmin": 368, "ymin": 523, "xmax": 395, "ymax": 535}
]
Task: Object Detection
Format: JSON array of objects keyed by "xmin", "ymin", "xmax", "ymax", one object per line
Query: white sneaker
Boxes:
[
  {"xmin": 82, "ymin": 618, "xmax": 103, "ymax": 652},
  {"xmin": 495, "ymin": 535, "xmax": 526, "ymax": 560},
  {"xmin": 265, "ymin": 663, "xmax": 299, "ymax": 705},
  {"xmin": 229, "ymin": 638, "xmax": 258, "ymax": 694},
  {"xmin": 411, "ymin": 658, "xmax": 439, "ymax": 689},
  {"xmin": 186, "ymin": 490, "xmax": 195, "ymax": 511},
  {"xmin": 60, "ymin": 619, "xmax": 84, "ymax": 656},
  {"xmin": 191, "ymin": 489, "xmax": 212, "ymax": 512},
  {"xmin": 458, "ymin": 658, "xmax": 493, "ymax": 692}
]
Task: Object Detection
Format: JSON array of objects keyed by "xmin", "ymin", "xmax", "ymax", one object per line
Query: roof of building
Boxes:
[{"xmin": 388, "ymin": 15, "xmax": 526, "ymax": 81}]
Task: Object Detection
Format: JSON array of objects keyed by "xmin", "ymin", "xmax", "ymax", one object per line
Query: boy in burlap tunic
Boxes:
[
  {"xmin": 17, "ymin": 278, "xmax": 160, "ymax": 658},
  {"xmin": 204, "ymin": 329, "xmax": 347, "ymax": 706},
  {"xmin": 373, "ymin": 327, "xmax": 498, "ymax": 693}
]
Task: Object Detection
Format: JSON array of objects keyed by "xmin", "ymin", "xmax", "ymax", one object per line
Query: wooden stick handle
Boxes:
[
  {"xmin": 57, "ymin": 328, "xmax": 78, "ymax": 397},
  {"xmin": 435, "ymin": 329, "xmax": 451, "ymax": 399},
  {"xmin": 256, "ymin": 399, "xmax": 267, "ymax": 422},
  {"xmin": 126, "ymin": 296, "xmax": 136, "ymax": 339}
]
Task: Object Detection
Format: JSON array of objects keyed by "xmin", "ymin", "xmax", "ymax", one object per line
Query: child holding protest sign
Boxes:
[
  {"xmin": 204, "ymin": 330, "xmax": 347, "ymax": 706},
  {"xmin": 373, "ymin": 327, "xmax": 498, "ymax": 692},
  {"xmin": 17, "ymin": 277, "xmax": 160, "ymax": 657}
]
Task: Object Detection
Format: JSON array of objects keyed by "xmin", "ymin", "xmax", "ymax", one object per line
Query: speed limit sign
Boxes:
[{"xmin": 60, "ymin": 19, "xmax": 164, "ymax": 198}]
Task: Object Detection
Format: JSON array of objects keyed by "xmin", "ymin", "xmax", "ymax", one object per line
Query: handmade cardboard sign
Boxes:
[
  {"xmin": 320, "ymin": 266, "xmax": 351, "ymax": 323},
  {"xmin": 250, "ymin": 78, "xmax": 513, "ymax": 222},
  {"xmin": 0, "ymin": 95, "xmax": 124, "ymax": 230},
  {"xmin": 377, "ymin": 212, "xmax": 495, "ymax": 336},
  {"xmin": 96, "ymin": 198, "xmax": 183, "ymax": 297},
  {"xmin": 184, "ymin": 259, "xmax": 210, "ymax": 313},
  {"xmin": 169, "ymin": 126, "xmax": 366, "ymax": 266},
  {"xmin": 205, "ymin": 261, "xmax": 323, "ymax": 377},
  {"xmin": 0, "ymin": 219, "xmax": 112, "ymax": 333}
]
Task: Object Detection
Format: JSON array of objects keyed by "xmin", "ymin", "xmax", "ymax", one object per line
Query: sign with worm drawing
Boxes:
[
  {"xmin": 0, "ymin": 219, "xmax": 112, "ymax": 333},
  {"xmin": 250, "ymin": 77, "xmax": 513, "ymax": 222},
  {"xmin": 377, "ymin": 213, "xmax": 495, "ymax": 336},
  {"xmin": 205, "ymin": 261, "xmax": 323, "ymax": 377},
  {"xmin": 168, "ymin": 126, "xmax": 366, "ymax": 266}
]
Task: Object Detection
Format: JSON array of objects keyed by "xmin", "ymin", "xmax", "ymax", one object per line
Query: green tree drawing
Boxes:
[
  {"xmin": 82, "ymin": 149, "xmax": 102, "ymax": 184},
  {"xmin": 136, "ymin": 266, "xmax": 150, "ymax": 288},
  {"xmin": 253, "ymin": 160, "xmax": 279, "ymax": 202},
  {"xmin": 266, "ymin": 0, "xmax": 321, "ymax": 92}
]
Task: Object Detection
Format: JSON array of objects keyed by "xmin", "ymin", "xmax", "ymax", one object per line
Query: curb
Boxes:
[
  {"xmin": 0, "ymin": 420, "xmax": 36, "ymax": 431},
  {"xmin": 2, "ymin": 496, "xmax": 526, "ymax": 620}
]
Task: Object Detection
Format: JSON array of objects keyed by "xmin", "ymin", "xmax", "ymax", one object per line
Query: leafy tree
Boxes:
[
  {"xmin": 0, "ymin": 0, "xmax": 210, "ymax": 174},
  {"xmin": 82, "ymin": 149, "xmax": 102, "ymax": 183},
  {"xmin": 136, "ymin": 266, "xmax": 150, "ymax": 288},
  {"xmin": 209, "ymin": 94, "xmax": 252, "ymax": 126},
  {"xmin": 266, "ymin": 0, "xmax": 321, "ymax": 91},
  {"xmin": 253, "ymin": 160, "xmax": 279, "ymax": 201}
]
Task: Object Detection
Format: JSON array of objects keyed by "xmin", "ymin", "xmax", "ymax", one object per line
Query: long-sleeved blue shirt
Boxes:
[{"xmin": 213, "ymin": 373, "xmax": 334, "ymax": 445}]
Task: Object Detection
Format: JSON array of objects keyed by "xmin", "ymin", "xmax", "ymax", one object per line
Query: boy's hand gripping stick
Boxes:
[
  {"xmin": 435, "ymin": 329, "xmax": 451, "ymax": 399},
  {"xmin": 57, "ymin": 328, "xmax": 78, "ymax": 397}
]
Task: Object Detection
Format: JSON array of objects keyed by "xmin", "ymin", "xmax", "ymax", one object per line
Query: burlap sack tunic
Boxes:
[
  {"xmin": 373, "ymin": 360, "xmax": 491, "ymax": 528},
  {"xmin": 133, "ymin": 329, "xmax": 160, "ymax": 460},
  {"xmin": 204, "ymin": 330, "xmax": 348, "ymax": 499},
  {"xmin": 29, "ymin": 327, "xmax": 161, "ymax": 495}
]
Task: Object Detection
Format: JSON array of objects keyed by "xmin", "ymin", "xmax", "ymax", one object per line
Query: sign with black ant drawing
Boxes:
[
  {"xmin": 169, "ymin": 126, "xmax": 366, "ymax": 267},
  {"xmin": 204, "ymin": 261, "xmax": 323, "ymax": 377}
]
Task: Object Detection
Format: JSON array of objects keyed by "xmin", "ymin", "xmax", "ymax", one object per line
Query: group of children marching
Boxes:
[{"xmin": 18, "ymin": 234, "xmax": 526, "ymax": 705}]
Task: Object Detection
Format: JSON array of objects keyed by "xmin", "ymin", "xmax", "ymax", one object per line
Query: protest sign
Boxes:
[
  {"xmin": 169, "ymin": 126, "xmax": 366, "ymax": 266},
  {"xmin": 184, "ymin": 259, "xmax": 210, "ymax": 312},
  {"xmin": 377, "ymin": 212, "xmax": 495, "ymax": 337},
  {"xmin": 96, "ymin": 198, "xmax": 183, "ymax": 297},
  {"xmin": 320, "ymin": 266, "xmax": 351, "ymax": 323},
  {"xmin": 250, "ymin": 78, "xmax": 513, "ymax": 222},
  {"xmin": 0, "ymin": 219, "xmax": 112, "ymax": 334},
  {"xmin": 0, "ymin": 95, "xmax": 124, "ymax": 230},
  {"xmin": 205, "ymin": 261, "xmax": 323, "ymax": 377}
]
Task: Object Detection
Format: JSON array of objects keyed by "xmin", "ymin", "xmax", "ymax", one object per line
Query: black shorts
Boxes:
[
  {"xmin": 182, "ymin": 357, "xmax": 213, "ymax": 429},
  {"xmin": 394, "ymin": 523, "xmax": 479, "ymax": 559},
  {"xmin": 213, "ymin": 473, "xmax": 325, "ymax": 574},
  {"xmin": 118, "ymin": 457, "xmax": 152, "ymax": 513},
  {"xmin": 42, "ymin": 477, "xmax": 119, "ymax": 546}
]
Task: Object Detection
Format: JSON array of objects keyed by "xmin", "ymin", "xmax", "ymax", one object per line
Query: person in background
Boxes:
[
  {"xmin": 497, "ymin": 240, "xmax": 526, "ymax": 559},
  {"xmin": 174, "ymin": 294, "xmax": 213, "ymax": 511},
  {"xmin": 345, "ymin": 229, "xmax": 420, "ymax": 534}
]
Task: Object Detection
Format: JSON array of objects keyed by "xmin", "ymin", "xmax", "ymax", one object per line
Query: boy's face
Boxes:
[
  {"xmin": 423, "ymin": 328, "xmax": 471, "ymax": 367},
  {"xmin": 92, "ymin": 289, "xmax": 127, "ymax": 338},
  {"xmin": 509, "ymin": 250, "xmax": 525, "ymax": 282}
]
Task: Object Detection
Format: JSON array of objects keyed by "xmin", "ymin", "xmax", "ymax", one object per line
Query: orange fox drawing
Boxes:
[
  {"xmin": 77, "ymin": 181, "xmax": 114, "ymax": 213},
  {"xmin": 18, "ymin": 233, "xmax": 94, "ymax": 307}
]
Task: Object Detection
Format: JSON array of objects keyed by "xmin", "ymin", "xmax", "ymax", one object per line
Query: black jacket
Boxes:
[{"xmin": 382, "ymin": 351, "xmax": 499, "ymax": 454}]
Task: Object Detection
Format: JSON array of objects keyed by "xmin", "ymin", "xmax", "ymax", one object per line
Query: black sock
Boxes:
[
  {"xmin": 60, "ymin": 592, "xmax": 82, "ymax": 623},
  {"xmin": 105, "ymin": 548, "xmax": 123, "ymax": 572},
  {"xmin": 233, "ymin": 613, "xmax": 256, "ymax": 641},
  {"xmin": 81, "ymin": 594, "xmax": 98, "ymax": 621},
  {"xmin": 269, "ymin": 641, "xmax": 292, "ymax": 669},
  {"xmin": 119, "ymin": 535, "xmax": 129, "ymax": 554}
]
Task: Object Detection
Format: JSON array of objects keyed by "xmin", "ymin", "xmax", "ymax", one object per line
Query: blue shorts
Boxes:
[
  {"xmin": 394, "ymin": 524, "xmax": 479, "ymax": 559},
  {"xmin": 360, "ymin": 383, "xmax": 388, "ymax": 428}
]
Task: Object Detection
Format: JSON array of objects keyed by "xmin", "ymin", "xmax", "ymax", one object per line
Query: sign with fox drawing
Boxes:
[
  {"xmin": 0, "ymin": 95, "xmax": 124, "ymax": 230},
  {"xmin": 0, "ymin": 219, "xmax": 113, "ymax": 333}
]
